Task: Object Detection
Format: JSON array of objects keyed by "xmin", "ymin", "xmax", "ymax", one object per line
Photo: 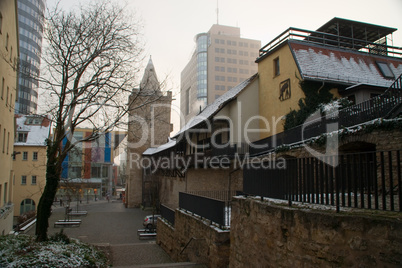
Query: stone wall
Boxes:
[
  {"xmin": 159, "ymin": 167, "xmax": 243, "ymax": 209},
  {"xmin": 157, "ymin": 209, "xmax": 230, "ymax": 267},
  {"xmin": 230, "ymin": 197, "xmax": 402, "ymax": 267}
]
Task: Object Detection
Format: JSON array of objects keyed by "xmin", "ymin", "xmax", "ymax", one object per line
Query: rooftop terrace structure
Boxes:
[{"xmin": 257, "ymin": 17, "xmax": 402, "ymax": 61}]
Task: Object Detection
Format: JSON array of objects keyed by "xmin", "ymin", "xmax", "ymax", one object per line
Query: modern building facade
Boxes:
[
  {"xmin": 13, "ymin": 114, "xmax": 50, "ymax": 216},
  {"xmin": 180, "ymin": 24, "xmax": 261, "ymax": 126},
  {"xmin": 57, "ymin": 129, "xmax": 122, "ymax": 202},
  {"xmin": 15, "ymin": 0, "xmax": 46, "ymax": 114},
  {"xmin": 0, "ymin": 0, "xmax": 19, "ymax": 235}
]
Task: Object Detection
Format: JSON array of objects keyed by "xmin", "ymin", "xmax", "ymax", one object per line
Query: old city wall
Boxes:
[
  {"xmin": 230, "ymin": 197, "xmax": 402, "ymax": 268},
  {"xmin": 157, "ymin": 209, "xmax": 230, "ymax": 267},
  {"xmin": 159, "ymin": 167, "xmax": 243, "ymax": 208},
  {"xmin": 276, "ymin": 128, "xmax": 402, "ymax": 159}
]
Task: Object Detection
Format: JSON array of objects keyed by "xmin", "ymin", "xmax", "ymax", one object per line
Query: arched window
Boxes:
[{"xmin": 20, "ymin": 199, "xmax": 36, "ymax": 214}]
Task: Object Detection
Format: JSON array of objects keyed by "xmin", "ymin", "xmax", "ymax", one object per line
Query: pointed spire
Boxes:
[{"xmin": 140, "ymin": 56, "xmax": 160, "ymax": 92}]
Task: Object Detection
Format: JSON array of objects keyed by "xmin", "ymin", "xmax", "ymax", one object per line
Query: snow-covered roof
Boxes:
[
  {"xmin": 173, "ymin": 73, "xmax": 258, "ymax": 138},
  {"xmin": 141, "ymin": 73, "xmax": 257, "ymax": 156},
  {"xmin": 142, "ymin": 138, "xmax": 177, "ymax": 156},
  {"xmin": 290, "ymin": 40, "xmax": 402, "ymax": 87},
  {"xmin": 14, "ymin": 115, "xmax": 51, "ymax": 146}
]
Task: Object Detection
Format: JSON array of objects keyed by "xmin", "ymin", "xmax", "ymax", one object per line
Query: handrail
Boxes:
[{"xmin": 180, "ymin": 237, "xmax": 205, "ymax": 255}]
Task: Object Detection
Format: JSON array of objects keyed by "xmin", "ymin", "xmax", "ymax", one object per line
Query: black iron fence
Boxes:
[
  {"xmin": 250, "ymin": 74, "xmax": 402, "ymax": 156},
  {"xmin": 179, "ymin": 192, "xmax": 230, "ymax": 228},
  {"xmin": 160, "ymin": 204, "xmax": 175, "ymax": 226},
  {"xmin": 244, "ymin": 150, "xmax": 402, "ymax": 212}
]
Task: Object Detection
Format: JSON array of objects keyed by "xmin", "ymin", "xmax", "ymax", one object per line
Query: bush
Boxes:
[
  {"xmin": 49, "ymin": 229, "xmax": 70, "ymax": 244},
  {"xmin": 0, "ymin": 234, "xmax": 109, "ymax": 267}
]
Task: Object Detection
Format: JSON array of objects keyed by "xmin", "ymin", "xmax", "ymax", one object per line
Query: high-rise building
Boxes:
[
  {"xmin": 180, "ymin": 24, "xmax": 261, "ymax": 126},
  {"xmin": 15, "ymin": 0, "xmax": 46, "ymax": 114}
]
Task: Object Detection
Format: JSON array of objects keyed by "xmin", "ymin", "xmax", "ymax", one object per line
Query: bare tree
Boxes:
[{"xmin": 35, "ymin": 0, "xmax": 162, "ymax": 241}]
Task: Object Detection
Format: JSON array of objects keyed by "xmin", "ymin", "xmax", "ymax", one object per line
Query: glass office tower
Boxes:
[
  {"xmin": 16, "ymin": 0, "xmax": 46, "ymax": 114},
  {"xmin": 180, "ymin": 24, "xmax": 261, "ymax": 126}
]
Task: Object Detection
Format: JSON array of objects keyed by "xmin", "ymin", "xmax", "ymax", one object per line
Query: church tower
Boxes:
[{"xmin": 125, "ymin": 57, "xmax": 172, "ymax": 208}]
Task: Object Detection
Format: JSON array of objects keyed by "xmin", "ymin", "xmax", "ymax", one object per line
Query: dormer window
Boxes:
[
  {"xmin": 376, "ymin": 61, "xmax": 394, "ymax": 79},
  {"xmin": 17, "ymin": 132, "xmax": 28, "ymax": 142},
  {"xmin": 25, "ymin": 117, "xmax": 43, "ymax": 125}
]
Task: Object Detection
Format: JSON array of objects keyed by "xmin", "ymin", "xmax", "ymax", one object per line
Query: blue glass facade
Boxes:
[
  {"xmin": 196, "ymin": 33, "xmax": 208, "ymax": 109},
  {"xmin": 16, "ymin": 0, "xmax": 46, "ymax": 114}
]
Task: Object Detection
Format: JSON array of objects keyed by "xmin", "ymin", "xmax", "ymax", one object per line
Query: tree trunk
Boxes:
[{"xmin": 35, "ymin": 141, "xmax": 61, "ymax": 242}]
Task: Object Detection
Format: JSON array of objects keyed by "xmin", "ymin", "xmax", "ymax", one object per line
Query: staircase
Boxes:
[{"xmin": 110, "ymin": 242, "xmax": 206, "ymax": 268}]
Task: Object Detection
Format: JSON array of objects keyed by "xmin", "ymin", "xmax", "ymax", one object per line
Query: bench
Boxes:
[
  {"xmin": 58, "ymin": 219, "xmax": 82, "ymax": 223},
  {"xmin": 138, "ymin": 233, "xmax": 156, "ymax": 239},
  {"xmin": 54, "ymin": 221, "xmax": 81, "ymax": 227},
  {"xmin": 67, "ymin": 211, "xmax": 88, "ymax": 216},
  {"xmin": 137, "ymin": 228, "xmax": 156, "ymax": 239}
]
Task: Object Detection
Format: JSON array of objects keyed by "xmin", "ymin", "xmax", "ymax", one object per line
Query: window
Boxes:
[
  {"xmin": 7, "ymin": 132, "xmax": 9, "ymax": 154},
  {"xmin": 33, "ymin": 152, "xmax": 38, "ymax": 161},
  {"xmin": 2, "ymin": 129, "xmax": 5, "ymax": 153},
  {"xmin": 22, "ymin": 151, "xmax": 28, "ymax": 160},
  {"xmin": 17, "ymin": 132, "xmax": 28, "ymax": 142},
  {"xmin": 274, "ymin": 57, "xmax": 280, "ymax": 76},
  {"xmin": 6, "ymin": 33, "xmax": 9, "ymax": 50},
  {"xmin": 21, "ymin": 176, "xmax": 27, "ymax": 185},
  {"xmin": 186, "ymin": 88, "xmax": 190, "ymax": 115},
  {"xmin": 31, "ymin": 176, "xmax": 37, "ymax": 185},
  {"xmin": 5, "ymin": 86, "xmax": 9, "ymax": 106},
  {"xmin": 376, "ymin": 61, "xmax": 394, "ymax": 79},
  {"xmin": 3, "ymin": 183, "xmax": 7, "ymax": 204},
  {"xmin": 20, "ymin": 199, "xmax": 35, "ymax": 214},
  {"xmin": 347, "ymin": 94, "xmax": 356, "ymax": 104},
  {"xmin": 1, "ymin": 77, "xmax": 4, "ymax": 99}
]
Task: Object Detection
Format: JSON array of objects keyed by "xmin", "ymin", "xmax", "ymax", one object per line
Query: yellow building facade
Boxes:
[
  {"xmin": 257, "ymin": 42, "xmax": 305, "ymax": 138},
  {"xmin": 12, "ymin": 115, "xmax": 50, "ymax": 217},
  {"xmin": 13, "ymin": 145, "xmax": 47, "ymax": 217},
  {"xmin": 257, "ymin": 19, "xmax": 402, "ymax": 140},
  {"xmin": 0, "ymin": 0, "xmax": 19, "ymax": 235}
]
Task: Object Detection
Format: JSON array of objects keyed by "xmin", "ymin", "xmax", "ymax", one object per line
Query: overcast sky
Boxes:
[{"xmin": 47, "ymin": 0, "xmax": 402, "ymax": 132}]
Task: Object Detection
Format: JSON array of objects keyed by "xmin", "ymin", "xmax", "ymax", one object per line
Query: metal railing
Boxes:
[
  {"xmin": 258, "ymin": 27, "xmax": 402, "ymax": 59},
  {"xmin": 243, "ymin": 150, "xmax": 402, "ymax": 212},
  {"xmin": 160, "ymin": 204, "xmax": 175, "ymax": 226},
  {"xmin": 179, "ymin": 192, "xmax": 230, "ymax": 228}
]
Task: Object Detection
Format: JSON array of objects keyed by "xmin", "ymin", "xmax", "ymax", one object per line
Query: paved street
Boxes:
[{"xmin": 27, "ymin": 199, "xmax": 174, "ymax": 267}]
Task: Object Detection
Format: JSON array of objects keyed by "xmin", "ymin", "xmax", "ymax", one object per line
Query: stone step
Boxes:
[{"xmin": 121, "ymin": 262, "xmax": 206, "ymax": 267}]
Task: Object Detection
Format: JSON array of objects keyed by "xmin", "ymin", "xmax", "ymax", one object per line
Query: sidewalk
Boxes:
[{"xmin": 28, "ymin": 199, "xmax": 174, "ymax": 267}]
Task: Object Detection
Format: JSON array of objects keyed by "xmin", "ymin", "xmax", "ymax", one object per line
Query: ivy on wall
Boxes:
[{"xmin": 284, "ymin": 80, "xmax": 345, "ymax": 130}]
